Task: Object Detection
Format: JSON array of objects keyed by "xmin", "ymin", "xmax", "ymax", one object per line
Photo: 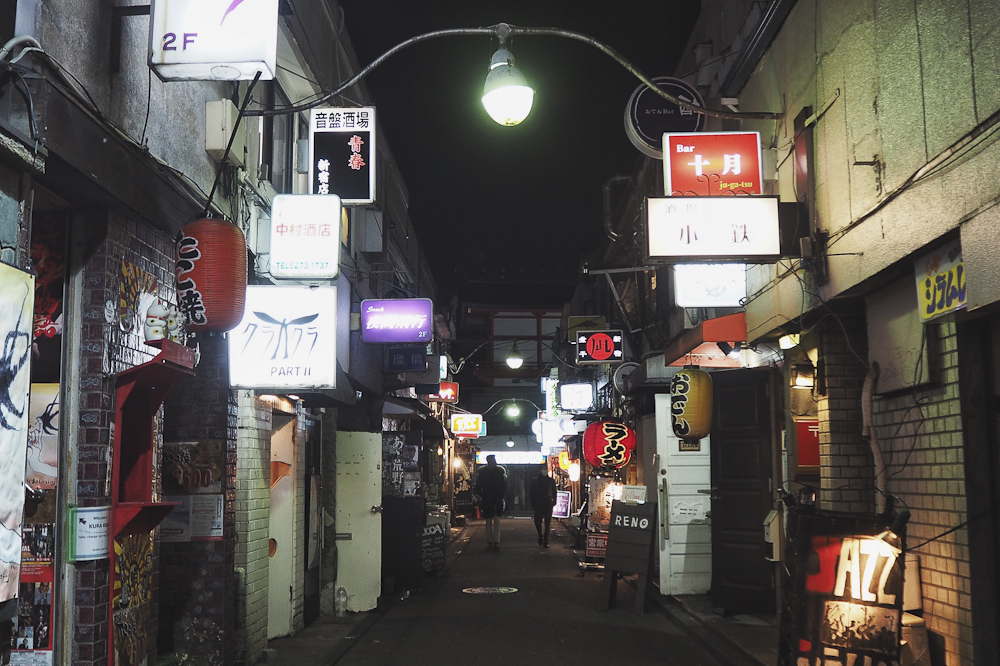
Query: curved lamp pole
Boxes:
[{"xmin": 244, "ymin": 23, "xmax": 782, "ymax": 122}]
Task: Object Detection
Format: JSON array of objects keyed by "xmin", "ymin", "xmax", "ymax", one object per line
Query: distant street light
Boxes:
[{"xmin": 505, "ymin": 341, "xmax": 524, "ymax": 369}]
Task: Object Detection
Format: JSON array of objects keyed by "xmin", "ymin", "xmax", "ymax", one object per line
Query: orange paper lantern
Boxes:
[
  {"xmin": 670, "ymin": 366, "xmax": 713, "ymax": 441},
  {"xmin": 583, "ymin": 421, "xmax": 636, "ymax": 469},
  {"xmin": 175, "ymin": 218, "xmax": 247, "ymax": 332}
]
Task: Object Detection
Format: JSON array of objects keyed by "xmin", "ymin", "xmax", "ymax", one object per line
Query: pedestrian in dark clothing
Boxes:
[
  {"xmin": 529, "ymin": 466, "xmax": 558, "ymax": 547},
  {"xmin": 474, "ymin": 455, "xmax": 508, "ymax": 550}
]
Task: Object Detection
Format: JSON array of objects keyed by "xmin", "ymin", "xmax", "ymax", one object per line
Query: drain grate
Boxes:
[{"xmin": 462, "ymin": 586, "xmax": 518, "ymax": 595}]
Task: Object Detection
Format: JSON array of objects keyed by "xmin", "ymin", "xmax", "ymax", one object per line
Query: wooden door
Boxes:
[{"xmin": 710, "ymin": 368, "xmax": 775, "ymax": 614}]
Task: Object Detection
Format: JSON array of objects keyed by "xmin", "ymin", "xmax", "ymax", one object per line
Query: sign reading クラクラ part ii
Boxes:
[
  {"xmin": 310, "ymin": 107, "xmax": 376, "ymax": 205},
  {"xmin": 784, "ymin": 510, "xmax": 905, "ymax": 666}
]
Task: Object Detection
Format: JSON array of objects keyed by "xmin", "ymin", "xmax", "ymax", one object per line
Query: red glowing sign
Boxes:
[
  {"xmin": 664, "ymin": 131, "xmax": 762, "ymax": 196},
  {"xmin": 576, "ymin": 330, "xmax": 624, "ymax": 365},
  {"xmin": 427, "ymin": 382, "xmax": 459, "ymax": 404}
]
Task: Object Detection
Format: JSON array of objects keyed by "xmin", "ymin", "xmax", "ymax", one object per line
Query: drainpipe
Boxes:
[
  {"xmin": 861, "ymin": 363, "xmax": 887, "ymax": 513},
  {"xmin": 603, "ymin": 175, "xmax": 631, "ymax": 242}
]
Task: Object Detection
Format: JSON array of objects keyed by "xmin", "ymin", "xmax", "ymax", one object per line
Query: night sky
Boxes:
[{"xmin": 334, "ymin": 1, "xmax": 699, "ymax": 306}]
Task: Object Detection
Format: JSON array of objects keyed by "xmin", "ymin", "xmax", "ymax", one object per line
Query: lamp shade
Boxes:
[
  {"xmin": 175, "ymin": 218, "xmax": 247, "ymax": 332},
  {"xmin": 582, "ymin": 421, "xmax": 636, "ymax": 469},
  {"xmin": 482, "ymin": 48, "xmax": 534, "ymax": 126},
  {"xmin": 670, "ymin": 366, "xmax": 713, "ymax": 442}
]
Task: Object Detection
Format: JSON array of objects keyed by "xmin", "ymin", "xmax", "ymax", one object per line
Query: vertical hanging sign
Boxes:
[{"xmin": 309, "ymin": 107, "xmax": 376, "ymax": 205}]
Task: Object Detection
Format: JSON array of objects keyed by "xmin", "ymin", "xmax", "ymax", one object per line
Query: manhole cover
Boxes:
[{"xmin": 462, "ymin": 586, "xmax": 518, "ymax": 595}]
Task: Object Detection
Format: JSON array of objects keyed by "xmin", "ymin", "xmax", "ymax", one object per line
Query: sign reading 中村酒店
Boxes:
[
  {"xmin": 915, "ymin": 238, "xmax": 965, "ymax": 322},
  {"xmin": 663, "ymin": 131, "xmax": 763, "ymax": 196},
  {"xmin": 647, "ymin": 196, "xmax": 780, "ymax": 261},
  {"xmin": 228, "ymin": 285, "xmax": 337, "ymax": 389},
  {"xmin": 149, "ymin": 0, "xmax": 278, "ymax": 81},
  {"xmin": 270, "ymin": 195, "xmax": 342, "ymax": 279},
  {"xmin": 310, "ymin": 107, "xmax": 376, "ymax": 205},
  {"xmin": 361, "ymin": 298, "xmax": 433, "ymax": 343}
]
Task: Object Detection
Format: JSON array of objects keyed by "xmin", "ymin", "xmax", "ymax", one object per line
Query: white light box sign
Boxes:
[
  {"xmin": 149, "ymin": 0, "xmax": 278, "ymax": 81},
  {"xmin": 270, "ymin": 194, "xmax": 342, "ymax": 279},
  {"xmin": 647, "ymin": 196, "xmax": 780, "ymax": 261},
  {"xmin": 673, "ymin": 263, "xmax": 747, "ymax": 307},
  {"xmin": 229, "ymin": 285, "xmax": 337, "ymax": 389}
]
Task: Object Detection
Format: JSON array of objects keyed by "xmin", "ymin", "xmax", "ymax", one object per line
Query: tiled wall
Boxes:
[
  {"xmin": 872, "ymin": 322, "xmax": 971, "ymax": 665},
  {"xmin": 235, "ymin": 391, "xmax": 272, "ymax": 664}
]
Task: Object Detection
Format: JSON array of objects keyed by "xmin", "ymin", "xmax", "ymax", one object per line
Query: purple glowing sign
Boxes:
[{"xmin": 361, "ymin": 298, "xmax": 433, "ymax": 343}]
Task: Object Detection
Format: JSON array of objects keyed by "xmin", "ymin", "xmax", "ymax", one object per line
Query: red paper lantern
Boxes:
[
  {"xmin": 175, "ymin": 218, "xmax": 247, "ymax": 332},
  {"xmin": 670, "ymin": 366, "xmax": 713, "ymax": 442},
  {"xmin": 583, "ymin": 421, "xmax": 636, "ymax": 469}
]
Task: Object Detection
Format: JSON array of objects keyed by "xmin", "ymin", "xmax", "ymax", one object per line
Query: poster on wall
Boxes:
[
  {"xmin": 783, "ymin": 510, "xmax": 904, "ymax": 666},
  {"xmin": 0, "ymin": 262, "xmax": 35, "ymax": 604},
  {"xmin": 587, "ymin": 476, "xmax": 623, "ymax": 532},
  {"xmin": 382, "ymin": 430, "xmax": 423, "ymax": 497},
  {"xmin": 160, "ymin": 496, "xmax": 225, "ymax": 542},
  {"xmin": 113, "ymin": 534, "xmax": 154, "ymax": 666},
  {"xmin": 30, "ymin": 213, "xmax": 65, "ymax": 384},
  {"xmin": 162, "ymin": 440, "xmax": 224, "ymax": 494}
]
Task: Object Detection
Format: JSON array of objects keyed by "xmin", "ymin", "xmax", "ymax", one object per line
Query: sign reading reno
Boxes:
[
  {"xmin": 149, "ymin": 0, "xmax": 278, "ymax": 81},
  {"xmin": 361, "ymin": 299, "xmax": 433, "ymax": 343}
]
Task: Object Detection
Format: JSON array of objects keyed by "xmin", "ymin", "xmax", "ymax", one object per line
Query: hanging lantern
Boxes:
[
  {"xmin": 670, "ymin": 366, "xmax": 713, "ymax": 442},
  {"xmin": 175, "ymin": 218, "xmax": 247, "ymax": 332},
  {"xmin": 582, "ymin": 421, "xmax": 636, "ymax": 469}
]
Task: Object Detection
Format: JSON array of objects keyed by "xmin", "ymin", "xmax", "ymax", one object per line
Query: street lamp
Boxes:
[
  {"xmin": 481, "ymin": 25, "xmax": 534, "ymax": 126},
  {"xmin": 505, "ymin": 341, "xmax": 524, "ymax": 369}
]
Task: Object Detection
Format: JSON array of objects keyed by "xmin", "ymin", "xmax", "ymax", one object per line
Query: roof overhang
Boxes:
[{"xmin": 663, "ymin": 312, "xmax": 746, "ymax": 368}]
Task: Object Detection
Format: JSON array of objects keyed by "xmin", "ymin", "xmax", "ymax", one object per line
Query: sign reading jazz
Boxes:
[
  {"xmin": 310, "ymin": 107, "xmax": 376, "ymax": 205},
  {"xmin": 784, "ymin": 510, "xmax": 904, "ymax": 666},
  {"xmin": 663, "ymin": 131, "xmax": 763, "ymax": 196},
  {"xmin": 576, "ymin": 330, "xmax": 624, "ymax": 364},
  {"xmin": 228, "ymin": 285, "xmax": 337, "ymax": 389},
  {"xmin": 647, "ymin": 196, "xmax": 781, "ymax": 261},
  {"xmin": 361, "ymin": 298, "xmax": 433, "ymax": 343},
  {"xmin": 270, "ymin": 194, "xmax": 342, "ymax": 279},
  {"xmin": 149, "ymin": 0, "xmax": 278, "ymax": 81}
]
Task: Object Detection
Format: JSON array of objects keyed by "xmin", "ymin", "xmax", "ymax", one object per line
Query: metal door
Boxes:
[
  {"xmin": 335, "ymin": 431, "xmax": 382, "ymax": 611},
  {"xmin": 710, "ymin": 368, "xmax": 775, "ymax": 614},
  {"xmin": 267, "ymin": 414, "xmax": 296, "ymax": 638}
]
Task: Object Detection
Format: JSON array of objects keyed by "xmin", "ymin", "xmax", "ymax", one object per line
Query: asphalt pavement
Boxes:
[{"xmin": 264, "ymin": 517, "xmax": 778, "ymax": 665}]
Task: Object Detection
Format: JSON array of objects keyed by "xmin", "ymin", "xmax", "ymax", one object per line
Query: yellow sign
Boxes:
[
  {"xmin": 450, "ymin": 414, "xmax": 482, "ymax": 436},
  {"xmin": 915, "ymin": 239, "xmax": 966, "ymax": 322}
]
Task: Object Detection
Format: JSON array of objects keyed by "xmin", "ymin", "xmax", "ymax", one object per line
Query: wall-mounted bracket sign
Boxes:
[
  {"xmin": 361, "ymin": 299, "xmax": 433, "ymax": 344},
  {"xmin": 663, "ymin": 131, "xmax": 763, "ymax": 196},
  {"xmin": 576, "ymin": 330, "xmax": 624, "ymax": 364},
  {"xmin": 425, "ymin": 382, "xmax": 459, "ymax": 403},
  {"xmin": 149, "ymin": 0, "xmax": 278, "ymax": 81},
  {"xmin": 647, "ymin": 196, "xmax": 781, "ymax": 262},
  {"xmin": 310, "ymin": 107, "xmax": 376, "ymax": 205},
  {"xmin": 270, "ymin": 194, "xmax": 342, "ymax": 279},
  {"xmin": 450, "ymin": 414, "xmax": 483, "ymax": 438}
]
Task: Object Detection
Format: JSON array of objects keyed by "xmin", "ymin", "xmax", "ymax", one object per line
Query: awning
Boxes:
[
  {"xmin": 295, "ymin": 364, "xmax": 359, "ymax": 409},
  {"xmin": 382, "ymin": 397, "xmax": 449, "ymax": 440},
  {"xmin": 663, "ymin": 312, "xmax": 747, "ymax": 368}
]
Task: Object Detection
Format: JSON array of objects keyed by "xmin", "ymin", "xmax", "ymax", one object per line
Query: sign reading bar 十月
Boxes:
[
  {"xmin": 663, "ymin": 131, "xmax": 763, "ymax": 196},
  {"xmin": 270, "ymin": 194, "xmax": 342, "ymax": 279},
  {"xmin": 310, "ymin": 107, "xmax": 376, "ymax": 205},
  {"xmin": 361, "ymin": 299, "xmax": 433, "ymax": 343},
  {"xmin": 647, "ymin": 196, "xmax": 781, "ymax": 261}
]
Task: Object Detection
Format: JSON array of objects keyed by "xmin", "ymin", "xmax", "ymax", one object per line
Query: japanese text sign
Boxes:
[
  {"xmin": 228, "ymin": 285, "xmax": 337, "ymax": 389},
  {"xmin": 309, "ymin": 107, "xmax": 376, "ymax": 205},
  {"xmin": 270, "ymin": 194, "xmax": 342, "ymax": 279},
  {"xmin": 663, "ymin": 131, "xmax": 762, "ymax": 196},
  {"xmin": 361, "ymin": 299, "xmax": 433, "ymax": 343},
  {"xmin": 915, "ymin": 238, "xmax": 965, "ymax": 322},
  {"xmin": 576, "ymin": 330, "xmax": 624, "ymax": 364},
  {"xmin": 451, "ymin": 414, "xmax": 483, "ymax": 437},
  {"xmin": 149, "ymin": 0, "xmax": 278, "ymax": 81},
  {"xmin": 647, "ymin": 196, "xmax": 780, "ymax": 261}
]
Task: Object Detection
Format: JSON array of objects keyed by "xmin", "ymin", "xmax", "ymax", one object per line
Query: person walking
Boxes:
[
  {"xmin": 529, "ymin": 466, "xmax": 558, "ymax": 547},
  {"xmin": 474, "ymin": 454, "xmax": 508, "ymax": 550}
]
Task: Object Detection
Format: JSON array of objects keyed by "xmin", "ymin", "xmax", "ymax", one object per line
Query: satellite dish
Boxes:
[{"xmin": 612, "ymin": 362, "xmax": 641, "ymax": 395}]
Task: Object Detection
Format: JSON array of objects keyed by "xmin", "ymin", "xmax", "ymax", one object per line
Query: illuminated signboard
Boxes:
[
  {"xmin": 149, "ymin": 0, "xmax": 278, "ymax": 81},
  {"xmin": 915, "ymin": 238, "xmax": 965, "ymax": 322},
  {"xmin": 673, "ymin": 263, "xmax": 747, "ymax": 307},
  {"xmin": 426, "ymin": 382, "xmax": 459, "ymax": 403},
  {"xmin": 309, "ymin": 107, "xmax": 376, "ymax": 205},
  {"xmin": 450, "ymin": 414, "xmax": 483, "ymax": 438},
  {"xmin": 575, "ymin": 330, "xmax": 624, "ymax": 364},
  {"xmin": 559, "ymin": 383, "xmax": 594, "ymax": 410},
  {"xmin": 475, "ymin": 451, "xmax": 545, "ymax": 465},
  {"xmin": 360, "ymin": 299, "xmax": 433, "ymax": 344},
  {"xmin": 647, "ymin": 196, "xmax": 780, "ymax": 261},
  {"xmin": 228, "ymin": 285, "xmax": 337, "ymax": 389},
  {"xmin": 270, "ymin": 194, "xmax": 342, "ymax": 279},
  {"xmin": 663, "ymin": 131, "xmax": 763, "ymax": 196}
]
